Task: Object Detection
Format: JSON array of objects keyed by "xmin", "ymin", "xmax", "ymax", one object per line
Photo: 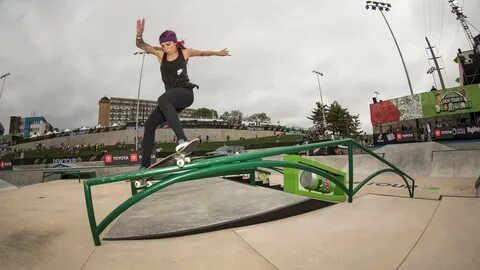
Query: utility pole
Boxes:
[
  {"xmin": 425, "ymin": 37, "xmax": 446, "ymax": 90},
  {"xmin": 448, "ymin": 0, "xmax": 477, "ymax": 53}
]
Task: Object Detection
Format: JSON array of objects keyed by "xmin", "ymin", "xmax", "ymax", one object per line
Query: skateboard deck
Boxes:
[{"xmin": 134, "ymin": 139, "xmax": 200, "ymax": 188}]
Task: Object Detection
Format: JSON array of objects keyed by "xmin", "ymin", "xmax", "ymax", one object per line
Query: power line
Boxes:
[
  {"xmin": 423, "ymin": 0, "xmax": 427, "ymax": 38},
  {"xmin": 438, "ymin": 0, "xmax": 446, "ymax": 49},
  {"xmin": 465, "ymin": 19, "xmax": 479, "ymax": 33},
  {"xmin": 428, "ymin": 0, "xmax": 432, "ymax": 38}
]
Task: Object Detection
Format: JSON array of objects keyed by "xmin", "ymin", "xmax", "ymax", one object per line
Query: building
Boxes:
[
  {"xmin": 9, "ymin": 116, "xmax": 21, "ymax": 135},
  {"xmin": 97, "ymin": 96, "xmax": 197, "ymax": 126},
  {"xmin": 9, "ymin": 116, "xmax": 53, "ymax": 138}
]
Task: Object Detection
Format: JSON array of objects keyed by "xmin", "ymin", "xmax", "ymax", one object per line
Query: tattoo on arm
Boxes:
[{"xmin": 136, "ymin": 34, "xmax": 147, "ymax": 48}]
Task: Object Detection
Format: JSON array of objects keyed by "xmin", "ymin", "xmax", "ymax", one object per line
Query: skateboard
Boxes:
[{"xmin": 134, "ymin": 139, "xmax": 200, "ymax": 188}]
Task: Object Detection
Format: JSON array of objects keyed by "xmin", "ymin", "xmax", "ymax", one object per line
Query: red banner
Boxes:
[{"xmin": 370, "ymin": 101, "xmax": 401, "ymax": 125}]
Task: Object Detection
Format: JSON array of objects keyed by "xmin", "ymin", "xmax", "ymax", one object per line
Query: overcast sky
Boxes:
[{"xmin": 1, "ymin": 0, "xmax": 479, "ymax": 134}]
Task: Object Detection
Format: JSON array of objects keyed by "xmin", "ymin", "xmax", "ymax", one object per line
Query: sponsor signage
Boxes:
[
  {"xmin": 434, "ymin": 125, "xmax": 480, "ymax": 140},
  {"xmin": 374, "ymin": 131, "xmax": 415, "ymax": 145},
  {"xmin": 376, "ymin": 125, "xmax": 480, "ymax": 144},
  {"xmin": 0, "ymin": 160, "xmax": 13, "ymax": 170},
  {"xmin": 52, "ymin": 157, "xmax": 80, "ymax": 164},
  {"xmin": 104, "ymin": 151, "xmax": 154, "ymax": 166},
  {"xmin": 396, "ymin": 131, "xmax": 415, "ymax": 142}
]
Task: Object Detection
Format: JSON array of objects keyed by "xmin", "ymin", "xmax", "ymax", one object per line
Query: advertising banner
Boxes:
[
  {"xmin": 0, "ymin": 160, "xmax": 13, "ymax": 170},
  {"xmin": 103, "ymin": 151, "xmax": 155, "ymax": 166},
  {"xmin": 434, "ymin": 125, "xmax": 480, "ymax": 140},
  {"xmin": 370, "ymin": 83, "xmax": 480, "ymax": 125},
  {"xmin": 395, "ymin": 131, "xmax": 415, "ymax": 142},
  {"xmin": 373, "ymin": 132, "xmax": 396, "ymax": 145},
  {"xmin": 421, "ymin": 84, "xmax": 480, "ymax": 118}
]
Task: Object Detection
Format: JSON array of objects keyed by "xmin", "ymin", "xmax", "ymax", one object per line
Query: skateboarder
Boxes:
[{"xmin": 135, "ymin": 18, "xmax": 230, "ymax": 169}]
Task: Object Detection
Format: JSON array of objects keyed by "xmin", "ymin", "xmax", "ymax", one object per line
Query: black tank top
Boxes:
[{"xmin": 161, "ymin": 48, "xmax": 198, "ymax": 90}]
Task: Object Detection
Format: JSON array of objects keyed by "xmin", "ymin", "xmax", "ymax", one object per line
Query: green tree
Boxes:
[
  {"xmin": 307, "ymin": 101, "xmax": 362, "ymax": 138},
  {"xmin": 220, "ymin": 110, "xmax": 243, "ymax": 124},
  {"xmin": 247, "ymin": 113, "xmax": 271, "ymax": 125},
  {"xmin": 192, "ymin": 108, "xmax": 218, "ymax": 119},
  {"xmin": 307, "ymin": 102, "xmax": 328, "ymax": 133}
]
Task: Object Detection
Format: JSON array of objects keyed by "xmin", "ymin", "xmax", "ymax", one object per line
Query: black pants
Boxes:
[{"xmin": 141, "ymin": 87, "xmax": 194, "ymax": 167}]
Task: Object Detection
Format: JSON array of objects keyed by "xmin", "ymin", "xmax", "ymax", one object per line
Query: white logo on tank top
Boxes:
[{"xmin": 177, "ymin": 69, "xmax": 183, "ymax": 75}]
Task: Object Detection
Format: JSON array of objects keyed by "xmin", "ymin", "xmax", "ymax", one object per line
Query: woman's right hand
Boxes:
[{"xmin": 136, "ymin": 18, "xmax": 145, "ymax": 34}]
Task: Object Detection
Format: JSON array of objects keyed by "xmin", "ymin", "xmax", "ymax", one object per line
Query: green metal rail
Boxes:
[{"xmin": 83, "ymin": 138, "xmax": 415, "ymax": 246}]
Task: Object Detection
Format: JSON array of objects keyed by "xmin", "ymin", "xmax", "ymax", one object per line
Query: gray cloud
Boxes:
[{"xmin": 1, "ymin": 0, "xmax": 479, "ymax": 134}]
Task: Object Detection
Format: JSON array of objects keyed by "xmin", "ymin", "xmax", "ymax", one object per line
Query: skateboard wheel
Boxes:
[
  {"xmin": 134, "ymin": 181, "xmax": 141, "ymax": 188},
  {"xmin": 185, "ymin": 157, "xmax": 191, "ymax": 163},
  {"xmin": 147, "ymin": 182, "xmax": 153, "ymax": 187},
  {"xmin": 177, "ymin": 159, "xmax": 185, "ymax": 167}
]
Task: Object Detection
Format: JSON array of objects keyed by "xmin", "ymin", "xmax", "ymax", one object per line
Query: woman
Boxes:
[{"xmin": 136, "ymin": 18, "xmax": 230, "ymax": 169}]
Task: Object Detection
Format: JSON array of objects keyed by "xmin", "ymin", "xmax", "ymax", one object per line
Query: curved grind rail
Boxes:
[{"xmin": 84, "ymin": 138, "xmax": 415, "ymax": 246}]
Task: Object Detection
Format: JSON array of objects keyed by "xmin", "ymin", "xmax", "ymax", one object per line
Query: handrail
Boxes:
[{"xmin": 84, "ymin": 138, "xmax": 415, "ymax": 245}]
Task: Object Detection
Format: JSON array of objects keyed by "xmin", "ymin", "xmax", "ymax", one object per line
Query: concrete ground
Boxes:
[
  {"xmin": 1, "ymin": 141, "xmax": 479, "ymax": 269},
  {"xmin": 0, "ymin": 177, "xmax": 479, "ymax": 270}
]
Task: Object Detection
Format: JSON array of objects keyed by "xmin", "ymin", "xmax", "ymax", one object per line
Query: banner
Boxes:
[
  {"xmin": 370, "ymin": 83, "xmax": 480, "ymax": 125},
  {"xmin": 370, "ymin": 101, "xmax": 401, "ymax": 125},
  {"xmin": 421, "ymin": 84, "xmax": 480, "ymax": 117},
  {"xmin": 0, "ymin": 160, "xmax": 13, "ymax": 170},
  {"xmin": 434, "ymin": 125, "xmax": 480, "ymax": 140},
  {"xmin": 103, "ymin": 151, "xmax": 155, "ymax": 166},
  {"xmin": 395, "ymin": 131, "xmax": 415, "ymax": 142},
  {"xmin": 373, "ymin": 132, "xmax": 396, "ymax": 145}
]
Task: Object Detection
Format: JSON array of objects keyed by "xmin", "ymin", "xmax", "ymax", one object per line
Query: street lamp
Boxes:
[
  {"xmin": 0, "ymin": 73, "xmax": 11, "ymax": 135},
  {"xmin": 312, "ymin": 70, "xmax": 327, "ymax": 132},
  {"xmin": 134, "ymin": 52, "xmax": 147, "ymax": 151},
  {"xmin": 366, "ymin": 1, "xmax": 413, "ymax": 95},
  {"xmin": 0, "ymin": 73, "xmax": 11, "ymax": 101}
]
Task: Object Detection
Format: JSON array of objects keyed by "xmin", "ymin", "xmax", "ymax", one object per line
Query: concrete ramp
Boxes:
[
  {"xmin": 398, "ymin": 197, "xmax": 480, "ymax": 270},
  {"xmin": 233, "ymin": 195, "xmax": 438, "ymax": 270},
  {"xmin": 430, "ymin": 150, "xmax": 480, "ymax": 178},
  {"xmin": 305, "ymin": 141, "xmax": 479, "ymax": 179},
  {"xmin": 0, "ymin": 178, "xmax": 17, "ymax": 192},
  {"xmin": 104, "ymin": 178, "xmax": 332, "ymax": 240},
  {"xmin": 232, "ymin": 195, "xmax": 480, "ymax": 270},
  {"xmin": 353, "ymin": 175, "xmax": 477, "ymax": 200},
  {"xmin": 374, "ymin": 142, "xmax": 455, "ymax": 176}
]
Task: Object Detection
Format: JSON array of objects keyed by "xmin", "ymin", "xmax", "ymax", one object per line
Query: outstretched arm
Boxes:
[
  {"xmin": 186, "ymin": 48, "xmax": 231, "ymax": 58},
  {"xmin": 136, "ymin": 18, "xmax": 163, "ymax": 56}
]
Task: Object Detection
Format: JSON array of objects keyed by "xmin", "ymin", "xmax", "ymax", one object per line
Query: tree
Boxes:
[
  {"xmin": 220, "ymin": 111, "xmax": 230, "ymax": 122},
  {"xmin": 307, "ymin": 101, "xmax": 362, "ymax": 138},
  {"xmin": 191, "ymin": 108, "xmax": 218, "ymax": 119},
  {"xmin": 307, "ymin": 102, "xmax": 328, "ymax": 133},
  {"xmin": 220, "ymin": 110, "xmax": 243, "ymax": 124},
  {"xmin": 247, "ymin": 113, "xmax": 271, "ymax": 125}
]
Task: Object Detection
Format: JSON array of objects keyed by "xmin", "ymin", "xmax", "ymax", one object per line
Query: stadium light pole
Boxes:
[
  {"xmin": 134, "ymin": 52, "xmax": 146, "ymax": 151},
  {"xmin": 366, "ymin": 1, "xmax": 413, "ymax": 95},
  {"xmin": 312, "ymin": 70, "xmax": 328, "ymax": 133},
  {"xmin": 0, "ymin": 73, "xmax": 11, "ymax": 101},
  {"xmin": 0, "ymin": 73, "xmax": 11, "ymax": 135}
]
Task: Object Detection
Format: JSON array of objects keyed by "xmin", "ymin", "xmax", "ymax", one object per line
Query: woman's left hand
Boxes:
[{"xmin": 218, "ymin": 48, "xmax": 231, "ymax": 56}]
